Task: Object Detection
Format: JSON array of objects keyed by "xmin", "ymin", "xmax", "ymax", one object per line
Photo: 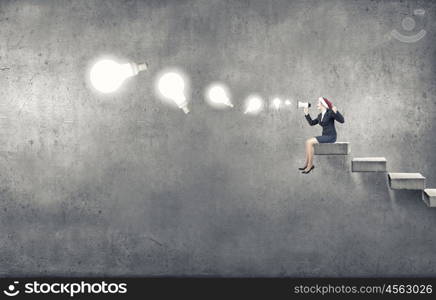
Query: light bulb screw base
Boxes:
[
  {"xmin": 181, "ymin": 106, "xmax": 190, "ymax": 114},
  {"xmin": 130, "ymin": 62, "xmax": 148, "ymax": 75},
  {"xmin": 138, "ymin": 63, "xmax": 148, "ymax": 72}
]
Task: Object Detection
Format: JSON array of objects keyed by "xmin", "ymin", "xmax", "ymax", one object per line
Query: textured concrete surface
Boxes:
[
  {"xmin": 314, "ymin": 142, "xmax": 350, "ymax": 155},
  {"xmin": 352, "ymin": 157, "xmax": 387, "ymax": 172},
  {"xmin": 422, "ymin": 189, "xmax": 436, "ymax": 207},
  {"xmin": 388, "ymin": 173, "xmax": 426, "ymax": 190},
  {"xmin": 1, "ymin": 0, "xmax": 436, "ymax": 276}
]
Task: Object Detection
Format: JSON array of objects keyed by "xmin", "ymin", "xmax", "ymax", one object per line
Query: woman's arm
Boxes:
[
  {"xmin": 305, "ymin": 114, "xmax": 319, "ymax": 126},
  {"xmin": 331, "ymin": 106, "xmax": 344, "ymax": 123}
]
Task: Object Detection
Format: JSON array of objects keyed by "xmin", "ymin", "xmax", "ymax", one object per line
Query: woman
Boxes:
[{"xmin": 300, "ymin": 97, "xmax": 345, "ymax": 174}]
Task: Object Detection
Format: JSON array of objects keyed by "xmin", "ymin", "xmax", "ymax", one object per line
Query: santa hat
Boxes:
[{"xmin": 318, "ymin": 97, "xmax": 333, "ymax": 109}]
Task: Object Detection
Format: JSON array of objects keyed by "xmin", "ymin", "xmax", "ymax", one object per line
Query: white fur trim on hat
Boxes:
[{"xmin": 318, "ymin": 97, "xmax": 328, "ymax": 109}]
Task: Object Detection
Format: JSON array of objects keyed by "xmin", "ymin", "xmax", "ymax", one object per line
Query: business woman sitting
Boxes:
[{"xmin": 300, "ymin": 97, "xmax": 345, "ymax": 174}]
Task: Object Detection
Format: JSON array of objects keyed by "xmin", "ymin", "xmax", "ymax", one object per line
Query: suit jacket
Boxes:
[{"xmin": 305, "ymin": 109, "xmax": 344, "ymax": 137}]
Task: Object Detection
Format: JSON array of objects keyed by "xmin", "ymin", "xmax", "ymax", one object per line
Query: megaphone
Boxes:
[{"xmin": 297, "ymin": 101, "xmax": 311, "ymax": 109}]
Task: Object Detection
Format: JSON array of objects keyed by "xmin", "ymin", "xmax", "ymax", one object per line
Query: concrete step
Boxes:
[
  {"xmin": 422, "ymin": 189, "xmax": 436, "ymax": 208},
  {"xmin": 352, "ymin": 157, "xmax": 387, "ymax": 172},
  {"xmin": 314, "ymin": 142, "xmax": 350, "ymax": 155},
  {"xmin": 388, "ymin": 173, "xmax": 426, "ymax": 190}
]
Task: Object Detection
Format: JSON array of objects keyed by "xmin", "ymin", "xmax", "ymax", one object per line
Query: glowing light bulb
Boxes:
[
  {"xmin": 272, "ymin": 97, "xmax": 282, "ymax": 110},
  {"xmin": 90, "ymin": 59, "xmax": 147, "ymax": 93},
  {"xmin": 157, "ymin": 72, "xmax": 189, "ymax": 114},
  {"xmin": 285, "ymin": 99, "xmax": 292, "ymax": 106},
  {"xmin": 206, "ymin": 83, "xmax": 233, "ymax": 108},
  {"xmin": 244, "ymin": 95, "xmax": 264, "ymax": 115}
]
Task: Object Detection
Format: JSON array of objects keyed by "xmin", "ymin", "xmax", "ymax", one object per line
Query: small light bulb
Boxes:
[
  {"xmin": 285, "ymin": 99, "xmax": 292, "ymax": 106},
  {"xmin": 206, "ymin": 83, "xmax": 233, "ymax": 108},
  {"xmin": 157, "ymin": 72, "xmax": 189, "ymax": 113},
  {"xmin": 90, "ymin": 59, "xmax": 147, "ymax": 93},
  {"xmin": 244, "ymin": 95, "xmax": 264, "ymax": 115}
]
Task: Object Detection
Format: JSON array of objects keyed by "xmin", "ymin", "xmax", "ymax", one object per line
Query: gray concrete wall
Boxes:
[{"xmin": 1, "ymin": 0, "xmax": 436, "ymax": 276}]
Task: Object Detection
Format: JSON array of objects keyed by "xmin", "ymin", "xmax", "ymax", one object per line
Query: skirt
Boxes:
[{"xmin": 316, "ymin": 135, "xmax": 337, "ymax": 143}]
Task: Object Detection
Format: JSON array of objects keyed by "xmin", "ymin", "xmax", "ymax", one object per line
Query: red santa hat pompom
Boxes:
[{"xmin": 318, "ymin": 97, "xmax": 333, "ymax": 109}]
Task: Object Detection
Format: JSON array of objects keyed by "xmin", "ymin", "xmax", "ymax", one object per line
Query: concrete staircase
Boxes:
[
  {"xmin": 388, "ymin": 173, "xmax": 425, "ymax": 190},
  {"xmin": 314, "ymin": 143, "xmax": 433, "ymax": 208},
  {"xmin": 314, "ymin": 142, "xmax": 350, "ymax": 155},
  {"xmin": 423, "ymin": 189, "xmax": 436, "ymax": 208},
  {"xmin": 352, "ymin": 157, "xmax": 386, "ymax": 172}
]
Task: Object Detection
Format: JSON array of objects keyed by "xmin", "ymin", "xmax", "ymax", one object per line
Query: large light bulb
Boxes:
[
  {"xmin": 157, "ymin": 72, "xmax": 189, "ymax": 113},
  {"xmin": 206, "ymin": 83, "xmax": 233, "ymax": 108},
  {"xmin": 90, "ymin": 59, "xmax": 147, "ymax": 93},
  {"xmin": 244, "ymin": 95, "xmax": 264, "ymax": 115}
]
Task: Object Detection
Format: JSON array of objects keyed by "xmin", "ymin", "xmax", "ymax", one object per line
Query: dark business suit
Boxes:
[{"xmin": 305, "ymin": 109, "xmax": 345, "ymax": 143}]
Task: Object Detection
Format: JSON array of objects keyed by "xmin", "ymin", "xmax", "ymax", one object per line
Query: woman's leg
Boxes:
[
  {"xmin": 303, "ymin": 139, "xmax": 310, "ymax": 167},
  {"xmin": 304, "ymin": 138, "xmax": 318, "ymax": 171}
]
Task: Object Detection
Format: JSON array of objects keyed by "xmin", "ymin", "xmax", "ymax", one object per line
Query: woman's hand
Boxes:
[
  {"xmin": 303, "ymin": 107, "xmax": 309, "ymax": 115},
  {"xmin": 332, "ymin": 106, "xmax": 338, "ymax": 113}
]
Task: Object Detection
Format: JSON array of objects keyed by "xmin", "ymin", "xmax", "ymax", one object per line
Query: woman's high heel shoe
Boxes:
[
  {"xmin": 298, "ymin": 166, "xmax": 307, "ymax": 170},
  {"xmin": 301, "ymin": 165, "xmax": 315, "ymax": 174}
]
